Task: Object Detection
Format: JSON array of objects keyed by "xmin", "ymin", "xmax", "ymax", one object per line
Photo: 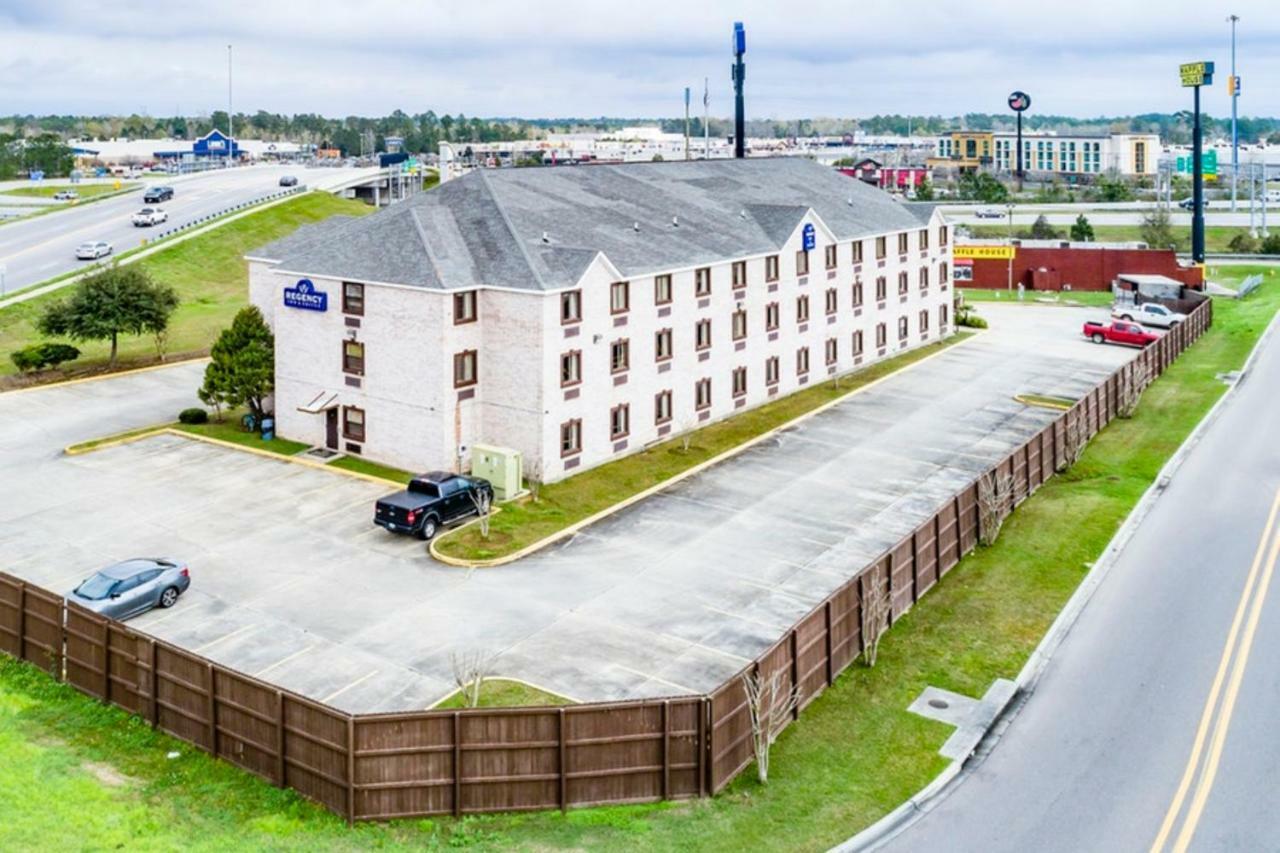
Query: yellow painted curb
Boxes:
[
  {"xmin": 431, "ymin": 332, "xmax": 982, "ymax": 569},
  {"xmin": 3, "ymin": 356, "xmax": 210, "ymax": 396},
  {"xmin": 63, "ymin": 424, "xmax": 170, "ymax": 456},
  {"xmin": 1014, "ymin": 393, "xmax": 1073, "ymax": 411}
]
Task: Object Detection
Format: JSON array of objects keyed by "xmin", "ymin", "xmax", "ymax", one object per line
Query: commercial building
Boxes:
[
  {"xmin": 929, "ymin": 131, "xmax": 1161, "ymax": 178},
  {"xmin": 247, "ymin": 158, "xmax": 953, "ymax": 481},
  {"xmin": 952, "ymin": 241, "xmax": 1203, "ymax": 292},
  {"xmin": 838, "ymin": 159, "xmax": 931, "ymax": 194},
  {"xmin": 70, "ymin": 130, "xmax": 303, "ymax": 168}
]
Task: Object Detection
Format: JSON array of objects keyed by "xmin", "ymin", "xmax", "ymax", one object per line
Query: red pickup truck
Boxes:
[{"xmin": 1083, "ymin": 320, "xmax": 1159, "ymax": 347}]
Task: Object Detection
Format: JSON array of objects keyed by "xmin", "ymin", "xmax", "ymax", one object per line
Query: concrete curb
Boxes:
[
  {"xmin": 2, "ymin": 356, "xmax": 210, "ymax": 397},
  {"xmin": 836, "ymin": 304, "xmax": 1280, "ymax": 852},
  {"xmin": 430, "ymin": 332, "xmax": 981, "ymax": 568}
]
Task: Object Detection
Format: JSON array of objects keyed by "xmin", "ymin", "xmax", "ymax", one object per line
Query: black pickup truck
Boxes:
[{"xmin": 373, "ymin": 471, "xmax": 493, "ymax": 541}]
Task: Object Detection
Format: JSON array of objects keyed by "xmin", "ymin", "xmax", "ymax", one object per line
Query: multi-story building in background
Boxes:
[
  {"xmin": 930, "ymin": 131, "xmax": 1161, "ymax": 178},
  {"xmin": 246, "ymin": 158, "xmax": 953, "ymax": 481}
]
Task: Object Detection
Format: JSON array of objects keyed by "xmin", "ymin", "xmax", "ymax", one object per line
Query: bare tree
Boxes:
[
  {"xmin": 467, "ymin": 487, "xmax": 493, "ymax": 538},
  {"xmin": 153, "ymin": 328, "xmax": 169, "ymax": 363},
  {"xmin": 740, "ymin": 668, "xmax": 800, "ymax": 784},
  {"xmin": 450, "ymin": 650, "xmax": 496, "ymax": 708},
  {"xmin": 525, "ymin": 458, "xmax": 544, "ymax": 503},
  {"xmin": 677, "ymin": 416, "xmax": 697, "ymax": 452},
  {"xmin": 1116, "ymin": 360, "xmax": 1152, "ymax": 419},
  {"xmin": 861, "ymin": 564, "xmax": 890, "ymax": 668},
  {"xmin": 1057, "ymin": 410, "xmax": 1088, "ymax": 472},
  {"xmin": 978, "ymin": 470, "xmax": 1016, "ymax": 547}
]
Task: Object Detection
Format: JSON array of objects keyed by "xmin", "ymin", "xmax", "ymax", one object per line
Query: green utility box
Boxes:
[{"xmin": 471, "ymin": 444, "xmax": 523, "ymax": 501}]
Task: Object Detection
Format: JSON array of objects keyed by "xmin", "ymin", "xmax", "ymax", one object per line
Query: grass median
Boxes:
[
  {"xmin": 1, "ymin": 274, "xmax": 1275, "ymax": 851},
  {"xmin": 434, "ymin": 334, "xmax": 971, "ymax": 562},
  {"xmin": 0, "ymin": 191, "xmax": 371, "ymax": 382},
  {"xmin": 0, "ymin": 182, "xmax": 139, "ymax": 199}
]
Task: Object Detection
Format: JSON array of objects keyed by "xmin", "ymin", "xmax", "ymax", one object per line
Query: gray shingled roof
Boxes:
[{"xmin": 259, "ymin": 158, "xmax": 933, "ymax": 292}]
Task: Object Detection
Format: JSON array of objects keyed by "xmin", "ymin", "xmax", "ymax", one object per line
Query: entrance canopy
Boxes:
[{"xmin": 298, "ymin": 390, "xmax": 340, "ymax": 414}]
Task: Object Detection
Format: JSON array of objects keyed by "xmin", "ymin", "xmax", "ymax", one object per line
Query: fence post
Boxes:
[
  {"xmin": 346, "ymin": 716, "xmax": 356, "ymax": 825},
  {"xmin": 276, "ymin": 691, "xmax": 286, "ymax": 786},
  {"xmin": 910, "ymin": 532, "xmax": 920, "ymax": 604},
  {"xmin": 100, "ymin": 618, "xmax": 110, "ymax": 702},
  {"xmin": 16, "ymin": 583, "xmax": 24, "ymax": 661},
  {"xmin": 661, "ymin": 700, "xmax": 670, "ymax": 801},
  {"xmin": 790, "ymin": 631, "xmax": 800, "ymax": 717},
  {"xmin": 207, "ymin": 662, "xmax": 218, "ymax": 755},
  {"xmin": 453, "ymin": 711, "xmax": 462, "ymax": 817},
  {"xmin": 559, "ymin": 707, "xmax": 568, "ymax": 811},
  {"xmin": 148, "ymin": 639, "xmax": 159, "ymax": 727},
  {"xmin": 699, "ymin": 696, "xmax": 709, "ymax": 797},
  {"xmin": 824, "ymin": 600, "xmax": 834, "ymax": 685}
]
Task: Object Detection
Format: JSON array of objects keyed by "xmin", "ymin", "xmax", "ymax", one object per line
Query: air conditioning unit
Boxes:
[{"xmin": 470, "ymin": 444, "xmax": 523, "ymax": 501}]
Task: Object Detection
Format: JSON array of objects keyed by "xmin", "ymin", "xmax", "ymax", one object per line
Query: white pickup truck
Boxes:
[{"xmin": 1114, "ymin": 302, "xmax": 1185, "ymax": 329}]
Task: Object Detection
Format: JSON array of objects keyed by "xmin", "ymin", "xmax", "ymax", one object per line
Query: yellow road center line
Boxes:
[
  {"xmin": 1150, "ymin": 486, "xmax": 1280, "ymax": 852},
  {"xmin": 1172, "ymin": 518, "xmax": 1280, "ymax": 852}
]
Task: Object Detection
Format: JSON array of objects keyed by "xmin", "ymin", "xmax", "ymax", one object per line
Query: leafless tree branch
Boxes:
[
  {"xmin": 1116, "ymin": 360, "xmax": 1153, "ymax": 419},
  {"xmin": 978, "ymin": 470, "xmax": 1016, "ymax": 546},
  {"xmin": 449, "ymin": 649, "xmax": 496, "ymax": 708},
  {"xmin": 740, "ymin": 668, "xmax": 799, "ymax": 784},
  {"xmin": 861, "ymin": 563, "xmax": 890, "ymax": 668}
]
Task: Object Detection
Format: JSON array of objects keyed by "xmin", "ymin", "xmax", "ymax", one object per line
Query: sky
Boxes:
[{"xmin": 1, "ymin": 0, "xmax": 1277, "ymax": 122}]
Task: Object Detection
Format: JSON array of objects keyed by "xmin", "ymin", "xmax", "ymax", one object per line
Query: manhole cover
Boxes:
[{"xmin": 928, "ymin": 698, "xmax": 950, "ymax": 710}]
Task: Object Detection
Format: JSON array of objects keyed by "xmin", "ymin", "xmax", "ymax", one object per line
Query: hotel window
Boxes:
[
  {"xmin": 342, "ymin": 406, "xmax": 365, "ymax": 442},
  {"xmin": 560, "ymin": 350, "xmax": 581, "ymax": 387},
  {"xmin": 852, "ymin": 241, "xmax": 864, "ymax": 264},
  {"xmin": 919, "ymin": 267, "xmax": 929, "ymax": 290},
  {"xmin": 610, "ymin": 280, "xmax": 630, "ymax": 314},
  {"xmin": 898, "ymin": 272, "xmax": 909, "ymax": 295},
  {"xmin": 919, "ymin": 229, "xmax": 929, "ymax": 251},
  {"xmin": 343, "ymin": 340, "xmax": 364, "ymax": 375},
  {"xmin": 940, "ymin": 262, "xmax": 949, "ymax": 283},
  {"xmin": 560, "ymin": 419, "xmax": 582, "ymax": 457},
  {"xmin": 765, "ymin": 302, "xmax": 780, "ymax": 331},
  {"xmin": 765, "ymin": 255, "xmax": 779, "ymax": 282},
  {"xmin": 342, "ymin": 282, "xmax": 364, "ymax": 315},
  {"xmin": 610, "ymin": 404, "xmax": 630, "ymax": 439},
  {"xmin": 796, "ymin": 346, "xmax": 810, "ymax": 376},
  {"xmin": 825, "ymin": 244, "xmax": 838, "ymax": 270},
  {"xmin": 875, "ymin": 323, "xmax": 887, "ymax": 348},
  {"xmin": 655, "ymin": 328, "xmax": 673, "ymax": 362},
  {"xmin": 919, "ymin": 309, "xmax": 930, "ymax": 333},
  {"xmin": 695, "ymin": 319, "xmax": 712, "ymax": 351},
  {"xmin": 654, "ymin": 274, "xmax": 672, "ymax": 305},
  {"xmin": 453, "ymin": 290, "xmax": 477, "ymax": 324},
  {"xmin": 695, "ymin": 378, "xmax": 712, "ymax": 410},
  {"xmin": 939, "ymin": 226, "xmax": 949, "ymax": 247},
  {"xmin": 732, "ymin": 260, "xmax": 747, "ymax": 289},
  {"xmin": 561, "ymin": 289, "xmax": 582, "ymax": 324},
  {"xmin": 796, "ymin": 250, "xmax": 810, "ymax": 277},
  {"xmin": 695, "ymin": 267, "xmax": 712, "ymax": 296},
  {"xmin": 852, "ymin": 330, "xmax": 864, "ymax": 356},
  {"xmin": 732, "ymin": 366, "xmax": 748, "ymax": 397},
  {"xmin": 825, "ymin": 337, "xmax": 838, "ymax": 365},
  {"xmin": 1063, "ymin": 141, "xmax": 1078, "ymax": 173},
  {"xmin": 825, "ymin": 287, "xmax": 838, "ymax": 316},
  {"xmin": 940, "ymin": 304, "xmax": 949, "ymax": 327},
  {"xmin": 610, "ymin": 339, "xmax": 630, "ymax": 374},
  {"xmin": 655, "ymin": 390, "xmax": 673, "ymax": 424},
  {"xmin": 765, "ymin": 356, "xmax": 780, "ymax": 385},
  {"xmin": 875, "ymin": 236, "xmax": 887, "ymax": 259},
  {"xmin": 898, "ymin": 316, "xmax": 909, "ymax": 340},
  {"xmin": 897, "ymin": 233, "xmax": 909, "ymax": 255},
  {"xmin": 453, "ymin": 350, "xmax": 477, "ymax": 388},
  {"xmin": 875, "ymin": 277, "xmax": 887, "ymax": 302},
  {"xmin": 1134, "ymin": 141, "xmax": 1147, "ymax": 174},
  {"xmin": 796, "ymin": 294, "xmax": 810, "ymax": 324},
  {"xmin": 732, "ymin": 308, "xmax": 748, "ymax": 341}
]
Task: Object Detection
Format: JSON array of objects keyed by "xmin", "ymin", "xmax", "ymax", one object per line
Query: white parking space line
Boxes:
[
  {"xmin": 254, "ymin": 644, "xmax": 317, "ymax": 678},
  {"xmin": 701, "ymin": 603, "xmax": 788, "ymax": 630},
  {"xmin": 611, "ymin": 663, "xmax": 697, "ymax": 695},
  {"xmin": 194, "ymin": 622, "xmax": 257, "ymax": 653},
  {"xmin": 322, "ymin": 670, "xmax": 381, "ymax": 704}
]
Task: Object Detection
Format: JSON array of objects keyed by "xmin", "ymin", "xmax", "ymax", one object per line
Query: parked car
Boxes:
[
  {"xmin": 974, "ymin": 207, "xmax": 1006, "ymax": 219},
  {"xmin": 75, "ymin": 240, "xmax": 113, "ymax": 260},
  {"xmin": 374, "ymin": 471, "xmax": 494, "ymax": 541},
  {"xmin": 143, "ymin": 186, "xmax": 174, "ymax": 203},
  {"xmin": 1083, "ymin": 319, "xmax": 1159, "ymax": 347},
  {"xmin": 1114, "ymin": 302, "xmax": 1186, "ymax": 329},
  {"xmin": 131, "ymin": 206, "xmax": 168, "ymax": 227},
  {"xmin": 53, "ymin": 190, "xmax": 79, "ymax": 201},
  {"xmin": 66, "ymin": 558, "xmax": 190, "ymax": 621},
  {"xmin": 1177, "ymin": 197, "xmax": 1204, "ymax": 211},
  {"xmin": 278, "ymin": 175, "xmax": 298, "ymax": 187}
]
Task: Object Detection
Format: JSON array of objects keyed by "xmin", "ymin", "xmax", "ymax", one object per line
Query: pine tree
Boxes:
[{"xmin": 203, "ymin": 306, "xmax": 275, "ymax": 421}]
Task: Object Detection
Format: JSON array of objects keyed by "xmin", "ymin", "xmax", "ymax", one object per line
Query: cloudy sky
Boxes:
[{"xmin": 1, "ymin": 0, "xmax": 1277, "ymax": 120}]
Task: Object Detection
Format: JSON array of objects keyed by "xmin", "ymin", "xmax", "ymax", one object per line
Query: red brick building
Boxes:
[{"xmin": 953, "ymin": 242, "xmax": 1204, "ymax": 292}]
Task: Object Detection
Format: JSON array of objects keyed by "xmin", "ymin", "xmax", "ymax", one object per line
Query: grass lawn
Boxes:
[
  {"xmin": 433, "ymin": 679, "xmax": 570, "ymax": 710},
  {"xmin": 435, "ymin": 334, "xmax": 971, "ymax": 562},
  {"xmin": 1, "ymin": 270, "xmax": 1276, "ymax": 851},
  {"xmin": 963, "ymin": 223, "xmax": 1259, "ymax": 254},
  {"xmin": 0, "ymin": 191, "xmax": 371, "ymax": 381},
  {"xmin": 959, "ymin": 288, "xmax": 1115, "ymax": 307},
  {"xmin": 174, "ymin": 414, "xmax": 312, "ymax": 457},
  {"xmin": 0, "ymin": 182, "xmax": 139, "ymax": 199},
  {"xmin": 327, "ymin": 455, "xmax": 414, "ymax": 484}
]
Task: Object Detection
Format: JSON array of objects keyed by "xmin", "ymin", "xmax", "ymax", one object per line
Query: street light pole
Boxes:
[
  {"xmin": 1229, "ymin": 15, "xmax": 1240, "ymax": 213},
  {"xmin": 1006, "ymin": 203, "xmax": 1015, "ymax": 291},
  {"xmin": 227, "ymin": 44, "xmax": 233, "ymax": 169}
]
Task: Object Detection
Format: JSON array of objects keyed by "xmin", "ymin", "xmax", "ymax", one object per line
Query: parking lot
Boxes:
[{"xmin": 0, "ymin": 304, "xmax": 1140, "ymax": 712}]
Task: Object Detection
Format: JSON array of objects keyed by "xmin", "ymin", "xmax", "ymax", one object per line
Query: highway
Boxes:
[
  {"xmin": 878, "ymin": 315, "xmax": 1280, "ymax": 851},
  {"xmin": 943, "ymin": 200, "xmax": 1276, "ymax": 230},
  {"xmin": 0, "ymin": 164, "xmax": 377, "ymax": 297}
]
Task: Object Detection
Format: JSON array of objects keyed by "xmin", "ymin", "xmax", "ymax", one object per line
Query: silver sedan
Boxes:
[{"xmin": 67, "ymin": 558, "xmax": 190, "ymax": 621}]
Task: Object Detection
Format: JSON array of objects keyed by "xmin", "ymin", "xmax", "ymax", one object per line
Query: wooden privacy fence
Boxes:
[{"xmin": 0, "ymin": 300, "xmax": 1212, "ymax": 821}]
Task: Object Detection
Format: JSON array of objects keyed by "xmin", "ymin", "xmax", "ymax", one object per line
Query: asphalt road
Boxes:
[
  {"xmin": 944, "ymin": 202, "xmax": 1274, "ymax": 230},
  {"xmin": 0, "ymin": 164, "xmax": 376, "ymax": 296},
  {"xmin": 880, "ymin": 313, "xmax": 1280, "ymax": 850}
]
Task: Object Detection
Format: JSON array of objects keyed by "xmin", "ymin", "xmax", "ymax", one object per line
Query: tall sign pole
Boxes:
[
  {"xmin": 1228, "ymin": 15, "xmax": 1240, "ymax": 213},
  {"xmin": 227, "ymin": 44, "xmax": 234, "ymax": 168},
  {"xmin": 703, "ymin": 77, "xmax": 710, "ymax": 159},
  {"xmin": 684, "ymin": 87, "xmax": 691, "ymax": 161},
  {"xmin": 732, "ymin": 22, "xmax": 746, "ymax": 159},
  {"xmin": 1008, "ymin": 91, "xmax": 1031, "ymax": 192},
  {"xmin": 1181, "ymin": 61, "xmax": 1215, "ymax": 264}
]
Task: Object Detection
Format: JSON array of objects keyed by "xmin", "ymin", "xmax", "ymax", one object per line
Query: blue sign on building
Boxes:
[
  {"xmin": 283, "ymin": 279, "xmax": 327, "ymax": 312},
  {"xmin": 802, "ymin": 223, "xmax": 816, "ymax": 251}
]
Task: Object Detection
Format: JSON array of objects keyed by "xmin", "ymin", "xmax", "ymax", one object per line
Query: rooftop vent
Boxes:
[
  {"xmin": 633, "ymin": 222, "xmax": 640, "ymax": 232},
  {"xmin": 740, "ymin": 209, "xmax": 747, "ymax": 219},
  {"xmin": 672, "ymin": 215, "xmax": 679, "ymax": 228},
  {"xmin": 541, "ymin": 231, "xmax": 550, "ymax": 243}
]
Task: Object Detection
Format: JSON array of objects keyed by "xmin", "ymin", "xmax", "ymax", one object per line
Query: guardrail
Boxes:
[{"xmin": 147, "ymin": 185, "xmax": 307, "ymax": 242}]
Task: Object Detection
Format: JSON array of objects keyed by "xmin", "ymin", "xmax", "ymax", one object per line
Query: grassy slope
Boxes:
[
  {"xmin": 1, "ymin": 269, "xmax": 1276, "ymax": 852},
  {"xmin": 434, "ymin": 680, "xmax": 570, "ymax": 710},
  {"xmin": 0, "ymin": 191, "xmax": 370, "ymax": 378},
  {"xmin": 963, "ymin": 223, "xmax": 1255, "ymax": 253},
  {"xmin": 436, "ymin": 334, "xmax": 969, "ymax": 561},
  {"xmin": 1, "ymin": 183, "xmax": 138, "ymax": 199},
  {"xmin": 960, "ymin": 288, "xmax": 1114, "ymax": 306}
]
